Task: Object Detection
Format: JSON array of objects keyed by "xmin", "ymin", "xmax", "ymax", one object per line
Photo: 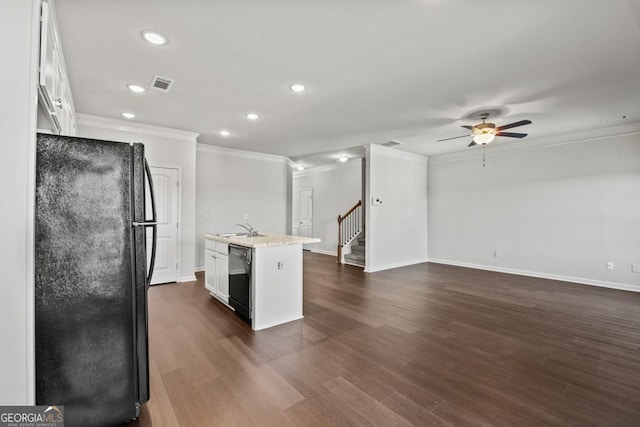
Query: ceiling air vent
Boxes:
[
  {"xmin": 378, "ymin": 140, "xmax": 404, "ymax": 147},
  {"xmin": 149, "ymin": 75, "xmax": 175, "ymax": 93}
]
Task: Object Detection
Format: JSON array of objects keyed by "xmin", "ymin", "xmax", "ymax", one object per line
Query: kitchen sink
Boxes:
[
  {"xmin": 216, "ymin": 232, "xmax": 250, "ymax": 237},
  {"xmin": 216, "ymin": 232, "xmax": 265, "ymax": 238}
]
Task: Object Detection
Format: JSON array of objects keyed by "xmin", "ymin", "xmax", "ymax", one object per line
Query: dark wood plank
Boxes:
[{"xmin": 131, "ymin": 252, "xmax": 640, "ymax": 426}]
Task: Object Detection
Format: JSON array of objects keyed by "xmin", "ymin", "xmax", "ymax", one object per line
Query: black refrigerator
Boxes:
[{"xmin": 34, "ymin": 133, "xmax": 157, "ymax": 426}]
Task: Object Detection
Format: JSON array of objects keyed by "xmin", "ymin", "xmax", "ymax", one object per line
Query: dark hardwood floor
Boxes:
[{"xmin": 132, "ymin": 252, "xmax": 640, "ymax": 426}]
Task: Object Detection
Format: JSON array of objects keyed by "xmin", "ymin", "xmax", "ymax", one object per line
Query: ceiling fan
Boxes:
[{"xmin": 437, "ymin": 113, "xmax": 532, "ymax": 147}]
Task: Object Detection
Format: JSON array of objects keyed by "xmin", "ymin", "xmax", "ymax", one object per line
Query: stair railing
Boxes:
[{"xmin": 337, "ymin": 200, "xmax": 362, "ymax": 263}]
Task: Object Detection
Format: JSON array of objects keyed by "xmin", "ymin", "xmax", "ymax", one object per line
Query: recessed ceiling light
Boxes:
[
  {"xmin": 290, "ymin": 84, "xmax": 306, "ymax": 93},
  {"xmin": 122, "ymin": 112, "xmax": 135, "ymax": 119},
  {"xmin": 338, "ymin": 156, "xmax": 348, "ymax": 163},
  {"xmin": 246, "ymin": 113, "xmax": 259, "ymax": 120},
  {"xmin": 141, "ymin": 30, "xmax": 168, "ymax": 45},
  {"xmin": 219, "ymin": 130, "xmax": 230, "ymax": 137},
  {"xmin": 296, "ymin": 166, "xmax": 305, "ymax": 171},
  {"xmin": 127, "ymin": 84, "xmax": 145, "ymax": 93}
]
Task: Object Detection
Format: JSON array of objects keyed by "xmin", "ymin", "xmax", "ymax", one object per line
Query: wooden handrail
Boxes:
[
  {"xmin": 337, "ymin": 200, "xmax": 362, "ymax": 263},
  {"xmin": 337, "ymin": 200, "xmax": 362, "ymax": 225}
]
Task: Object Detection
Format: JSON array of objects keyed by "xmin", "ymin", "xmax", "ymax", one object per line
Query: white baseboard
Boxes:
[
  {"xmin": 428, "ymin": 258, "xmax": 640, "ymax": 293},
  {"xmin": 364, "ymin": 257, "xmax": 429, "ymax": 273},
  {"xmin": 194, "ymin": 266, "xmax": 204, "ymax": 272},
  {"xmin": 178, "ymin": 275, "xmax": 197, "ymax": 283},
  {"xmin": 310, "ymin": 248, "xmax": 337, "ymax": 257}
]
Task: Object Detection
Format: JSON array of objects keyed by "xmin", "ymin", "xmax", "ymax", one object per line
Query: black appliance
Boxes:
[
  {"xmin": 34, "ymin": 133, "xmax": 157, "ymax": 426},
  {"xmin": 228, "ymin": 244, "xmax": 252, "ymax": 323}
]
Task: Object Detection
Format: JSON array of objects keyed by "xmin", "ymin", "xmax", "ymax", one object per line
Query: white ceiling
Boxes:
[{"xmin": 54, "ymin": 0, "xmax": 640, "ymax": 168}]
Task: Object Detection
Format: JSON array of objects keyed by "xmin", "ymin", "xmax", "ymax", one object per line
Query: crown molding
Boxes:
[
  {"xmin": 429, "ymin": 122, "xmax": 640, "ymax": 165},
  {"xmin": 77, "ymin": 114, "xmax": 199, "ymax": 142},
  {"xmin": 367, "ymin": 143, "xmax": 429, "ymax": 162},
  {"xmin": 196, "ymin": 143, "xmax": 290, "ymax": 164},
  {"xmin": 293, "ymin": 158, "xmax": 362, "ymax": 177}
]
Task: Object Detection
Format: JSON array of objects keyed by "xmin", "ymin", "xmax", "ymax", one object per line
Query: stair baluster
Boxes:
[{"xmin": 337, "ymin": 200, "xmax": 363, "ymax": 264}]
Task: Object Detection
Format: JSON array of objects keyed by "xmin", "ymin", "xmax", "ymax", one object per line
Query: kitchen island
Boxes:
[{"xmin": 204, "ymin": 233, "xmax": 320, "ymax": 330}]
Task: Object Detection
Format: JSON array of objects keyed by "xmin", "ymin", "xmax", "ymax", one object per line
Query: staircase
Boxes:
[
  {"xmin": 344, "ymin": 232, "xmax": 365, "ymax": 267},
  {"xmin": 337, "ymin": 200, "xmax": 365, "ymax": 267}
]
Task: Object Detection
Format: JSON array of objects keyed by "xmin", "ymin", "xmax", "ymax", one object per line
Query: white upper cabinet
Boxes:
[{"xmin": 38, "ymin": 0, "xmax": 76, "ymax": 136}]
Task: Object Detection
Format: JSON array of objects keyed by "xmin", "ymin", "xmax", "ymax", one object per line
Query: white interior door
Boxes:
[
  {"xmin": 299, "ymin": 188, "xmax": 313, "ymax": 249},
  {"xmin": 147, "ymin": 167, "xmax": 179, "ymax": 285}
]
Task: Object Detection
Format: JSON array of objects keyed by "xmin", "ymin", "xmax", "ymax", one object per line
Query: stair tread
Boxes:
[{"xmin": 345, "ymin": 253, "xmax": 365, "ymax": 261}]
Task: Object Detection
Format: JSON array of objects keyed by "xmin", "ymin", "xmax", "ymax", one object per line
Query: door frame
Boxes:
[
  {"xmin": 148, "ymin": 163, "xmax": 182, "ymax": 283},
  {"xmin": 299, "ymin": 187, "xmax": 313, "ymax": 249}
]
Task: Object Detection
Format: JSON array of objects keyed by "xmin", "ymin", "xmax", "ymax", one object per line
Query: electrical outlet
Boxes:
[
  {"xmin": 494, "ymin": 250, "xmax": 501, "ymax": 258},
  {"xmin": 277, "ymin": 261, "xmax": 284, "ymax": 270},
  {"xmin": 606, "ymin": 261, "xmax": 614, "ymax": 270},
  {"xmin": 632, "ymin": 264, "xmax": 640, "ymax": 273}
]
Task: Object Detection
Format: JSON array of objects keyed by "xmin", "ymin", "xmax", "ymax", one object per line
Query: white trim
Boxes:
[
  {"xmin": 429, "ymin": 123, "xmax": 640, "ymax": 165},
  {"xmin": 294, "ymin": 158, "xmax": 362, "ymax": 177},
  {"xmin": 428, "ymin": 258, "xmax": 640, "ymax": 293},
  {"xmin": 367, "ymin": 143, "xmax": 429, "ymax": 162},
  {"xmin": 311, "ymin": 248, "xmax": 337, "ymax": 256},
  {"xmin": 178, "ymin": 275, "xmax": 198, "ymax": 283},
  {"xmin": 196, "ymin": 142, "xmax": 290, "ymax": 164},
  {"xmin": 195, "ymin": 266, "xmax": 205, "ymax": 272},
  {"xmin": 77, "ymin": 113, "xmax": 199, "ymax": 141},
  {"xmin": 364, "ymin": 257, "xmax": 430, "ymax": 273},
  {"xmin": 26, "ymin": 0, "xmax": 40, "ymax": 404}
]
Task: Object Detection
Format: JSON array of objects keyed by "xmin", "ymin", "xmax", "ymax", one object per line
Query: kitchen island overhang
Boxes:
[{"xmin": 204, "ymin": 233, "xmax": 320, "ymax": 331}]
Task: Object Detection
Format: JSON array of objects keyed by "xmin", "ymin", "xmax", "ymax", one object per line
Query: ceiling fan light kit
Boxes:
[
  {"xmin": 437, "ymin": 112, "xmax": 532, "ymax": 165},
  {"xmin": 472, "ymin": 122, "xmax": 496, "ymax": 145}
]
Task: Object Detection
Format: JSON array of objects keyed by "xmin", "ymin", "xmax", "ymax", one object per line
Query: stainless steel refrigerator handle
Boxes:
[{"xmin": 144, "ymin": 159, "xmax": 157, "ymax": 286}]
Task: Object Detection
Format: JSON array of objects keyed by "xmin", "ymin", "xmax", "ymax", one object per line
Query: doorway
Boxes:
[
  {"xmin": 299, "ymin": 188, "xmax": 313, "ymax": 249},
  {"xmin": 147, "ymin": 166, "xmax": 180, "ymax": 284}
]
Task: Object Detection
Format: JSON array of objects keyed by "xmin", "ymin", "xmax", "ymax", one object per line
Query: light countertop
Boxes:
[{"xmin": 205, "ymin": 233, "xmax": 321, "ymax": 248}]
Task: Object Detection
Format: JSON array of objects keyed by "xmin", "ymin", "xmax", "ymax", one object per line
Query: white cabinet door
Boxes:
[
  {"xmin": 216, "ymin": 254, "xmax": 229, "ymax": 303},
  {"xmin": 38, "ymin": 1, "xmax": 58, "ymax": 117},
  {"xmin": 37, "ymin": 1, "xmax": 76, "ymax": 136},
  {"xmin": 205, "ymin": 250, "xmax": 217, "ymax": 294}
]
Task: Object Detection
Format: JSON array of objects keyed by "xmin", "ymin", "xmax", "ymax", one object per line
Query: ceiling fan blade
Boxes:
[
  {"xmin": 437, "ymin": 134, "xmax": 471, "ymax": 142},
  {"xmin": 468, "ymin": 140, "xmax": 477, "ymax": 147},
  {"xmin": 496, "ymin": 119, "xmax": 532, "ymax": 131},
  {"xmin": 461, "ymin": 125, "xmax": 474, "ymax": 130},
  {"xmin": 496, "ymin": 131, "xmax": 528, "ymax": 138}
]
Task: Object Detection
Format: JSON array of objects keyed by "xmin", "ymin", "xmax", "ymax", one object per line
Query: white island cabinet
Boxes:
[
  {"xmin": 205, "ymin": 240, "xmax": 229, "ymax": 305},
  {"xmin": 204, "ymin": 233, "xmax": 320, "ymax": 331}
]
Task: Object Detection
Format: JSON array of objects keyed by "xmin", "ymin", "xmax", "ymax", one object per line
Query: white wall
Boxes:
[
  {"xmin": 196, "ymin": 144, "xmax": 290, "ymax": 269},
  {"xmin": 0, "ymin": 0, "xmax": 39, "ymax": 404},
  {"xmin": 77, "ymin": 114, "xmax": 198, "ymax": 281},
  {"xmin": 428, "ymin": 132, "xmax": 640, "ymax": 291},
  {"xmin": 365, "ymin": 144, "xmax": 429, "ymax": 272},
  {"xmin": 292, "ymin": 160, "xmax": 362, "ymax": 255}
]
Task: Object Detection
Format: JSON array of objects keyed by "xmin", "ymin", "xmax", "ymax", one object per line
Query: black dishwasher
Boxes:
[{"xmin": 228, "ymin": 244, "xmax": 252, "ymax": 324}]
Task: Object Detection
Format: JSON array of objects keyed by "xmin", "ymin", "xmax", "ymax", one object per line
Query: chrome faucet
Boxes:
[{"xmin": 235, "ymin": 223, "xmax": 258, "ymax": 236}]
